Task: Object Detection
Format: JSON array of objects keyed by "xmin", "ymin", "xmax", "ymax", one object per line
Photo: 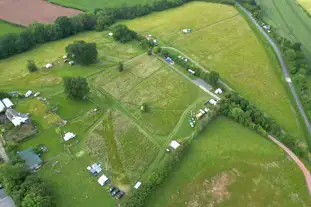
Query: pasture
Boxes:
[
  {"xmin": 124, "ymin": 1, "xmax": 305, "ymax": 140},
  {"xmin": 48, "ymin": 0, "xmax": 151, "ymax": 11},
  {"xmin": 0, "ymin": 20, "xmax": 23, "ymax": 37},
  {"xmin": 148, "ymin": 117, "xmax": 311, "ymax": 207},
  {"xmin": 297, "ymin": 0, "xmax": 311, "ymax": 14}
]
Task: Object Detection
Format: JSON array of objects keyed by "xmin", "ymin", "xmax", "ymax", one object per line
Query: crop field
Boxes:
[
  {"xmin": 297, "ymin": 0, "xmax": 311, "ymax": 13},
  {"xmin": 0, "ymin": 20, "xmax": 23, "ymax": 37},
  {"xmin": 148, "ymin": 117, "xmax": 311, "ymax": 207},
  {"xmin": 48, "ymin": 0, "xmax": 151, "ymax": 11},
  {"xmin": 124, "ymin": 2, "xmax": 305, "ymax": 140}
]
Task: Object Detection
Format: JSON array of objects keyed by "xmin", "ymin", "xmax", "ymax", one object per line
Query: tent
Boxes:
[
  {"xmin": 63, "ymin": 132, "xmax": 76, "ymax": 141},
  {"xmin": 98, "ymin": 174, "xmax": 109, "ymax": 186}
]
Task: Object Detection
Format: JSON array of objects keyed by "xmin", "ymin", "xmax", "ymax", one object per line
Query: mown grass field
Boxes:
[
  {"xmin": 148, "ymin": 117, "xmax": 311, "ymax": 207},
  {"xmin": 48, "ymin": 0, "xmax": 151, "ymax": 10},
  {"xmin": 124, "ymin": 1, "xmax": 305, "ymax": 140},
  {"xmin": 297, "ymin": 0, "xmax": 311, "ymax": 14},
  {"xmin": 0, "ymin": 20, "xmax": 23, "ymax": 37}
]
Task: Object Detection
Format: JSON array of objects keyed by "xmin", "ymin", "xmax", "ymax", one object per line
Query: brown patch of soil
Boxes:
[{"xmin": 0, "ymin": 0, "xmax": 81, "ymax": 26}]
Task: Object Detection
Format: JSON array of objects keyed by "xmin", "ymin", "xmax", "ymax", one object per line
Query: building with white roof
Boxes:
[
  {"xmin": 170, "ymin": 140, "xmax": 181, "ymax": 150},
  {"xmin": 0, "ymin": 101, "xmax": 5, "ymax": 113},
  {"xmin": 209, "ymin": 99, "xmax": 217, "ymax": 106},
  {"xmin": 134, "ymin": 181, "xmax": 142, "ymax": 189},
  {"xmin": 63, "ymin": 132, "xmax": 76, "ymax": 141},
  {"xmin": 24, "ymin": 90, "xmax": 32, "ymax": 98},
  {"xmin": 45, "ymin": 63, "xmax": 53, "ymax": 69},
  {"xmin": 98, "ymin": 174, "xmax": 109, "ymax": 186},
  {"xmin": 215, "ymin": 88, "xmax": 223, "ymax": 94},
  {"xmin": 2, "ymin": 98, "xmax": 14, "ymax": 108}
]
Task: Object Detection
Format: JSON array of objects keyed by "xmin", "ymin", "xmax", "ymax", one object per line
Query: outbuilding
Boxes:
[
  {"xmin": 170, "ymin": 140, "xmax": 181, "ymax": 150},
  {"xmin": 108, "ymin": 32, "xmax": 113, "ymax": 37},
  {"xmin": 195, "ymin": 112, "xmax": 203, "ymax": 120},
  {"xmin": 2, "ymin": 98, "xmax": 14, "ymax": 108},
  {"xmin": 209, "ymin": 99, "xmax": 217, "ymax": 106},
  {"xmin": 34, "ymin": 92, "xmax": 40, "ymax": 97},
  {"xmin": 215, "ymin": 88, "xmax": 223, "ymax": 94},
  {"xmin": 0, "ymin": 101, "xmax": 5, "ymax": 113},
  {"xmin": 134, "ymin": 181, "xmax": 142, "ymax": 189},
  {"xmin": 24, "ymin": 90, "xmax": 32, "ymax": 98},
  {"xmin": 45, "ymin": 63, "xmax": 53, "ymax": 69},
  {"xmin": 63, "ymin": 132, "xmax": 76, "ymax": 141},
  {"xmin": 188, "ymin": 69, "xmax": 195, "ymax": 75},
  {"xmin": 98, "ymin": 174, "xmax": 109, "ymax": 186}
]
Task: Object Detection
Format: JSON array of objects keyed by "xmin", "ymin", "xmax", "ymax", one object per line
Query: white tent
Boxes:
[
  {"xmin": 170, "ymin": 140, "xmax": 180, "ymax": 150},
  {"xmin": 0, "ymin": 101, "xmax": 5, "ymax": 113},
  {"xmin": 214, "ymin": 88, "xmax": 223, "ymax": 94},
  {"xmin": 63, "ymin": 55, "xmax": 67, "ymax": 59},
  {"xmin": 63, "ymin": 132, "xmax": 76, "ymax": 141},
  {"xmin": 108, "ymin": 32, "xmax": 113, "ymax": 37},
  {"xmin": 98, "ymin": 174, "xmax": 109, "ymax": 186},
  {"xmin": 2, "ymin": 98, "xmax": 14, "ymax": 108},
  {"xmin": 134, "ymin": 181, "xmax": 142, "ymax": 189},
  {"xmin": 45, "ymin": 63, "xmax": 53, "ymax": 69},
  {"xmin": 24, "ymin": 90, "xmax": 32, "ymax": 98}
]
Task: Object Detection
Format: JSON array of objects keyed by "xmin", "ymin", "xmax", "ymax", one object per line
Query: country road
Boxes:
[
  {"xmin": 268, "ymin": 135, "xmax": 311, "ymax": 196},
  {"xmin": 237, "ymin": 3, "xmax": 311, "ymax": 136}
]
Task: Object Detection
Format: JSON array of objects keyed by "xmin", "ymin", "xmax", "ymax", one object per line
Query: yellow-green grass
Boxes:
[
  {"xmin": 148, "ymin": 117, "xmax": 311, "ymax": 207},
  {"xmin": 94, "ymin": 54, "xmax": 209, "ymax": 136},
  {"xmin": 297, "ymin": 0, "xmax": 311, "ymax": 13},
  {"xmin": 0, "ymin": 20, "xmax": 23, "ymax": 37},
  {"xmin": 0, "ymin": 31, "xmax": 143, "ymax": 89},
  {"xmin": 124, "ymin": 2, "xmax": 304, "ymax": 139}
]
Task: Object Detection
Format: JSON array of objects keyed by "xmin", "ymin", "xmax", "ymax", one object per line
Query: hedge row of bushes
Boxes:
[{"xmin": 0, "ymin": 0, "xmax": 234, "ymax": 60}]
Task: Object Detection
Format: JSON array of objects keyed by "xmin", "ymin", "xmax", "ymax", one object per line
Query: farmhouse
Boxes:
[
  {"xmin": 2, "ymin": 98, "xmax": 14, "ymax": 108},
  {"xmin": 98, "ymin": 174, "xmax": 109, "ymax": 186},
  {"xmin": 18, "ymin": 148, "xmax": 42, "ymax": 170},
  {"xmin": 170, "ymin": 140, "xmax": 181, "ymax": 150},
  {"xmin": 215, "ymin": 88, "xmax": 223, "ymax": 94},
  {"xmin": 5, "ymin": 109, "xmax": 30, "ymax": 126}
]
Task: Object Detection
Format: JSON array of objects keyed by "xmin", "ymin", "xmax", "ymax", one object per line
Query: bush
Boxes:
[
  {"xmin": 118, "ymin": 62, "xmax": 124, "ymax": 72},
  {"xmin": 66, "ymin": 40, "xmax": 98, "ymax": 65},
  {"xmin": 63, "ymin": 77, "xmax": 89, "ymax": 99},
  {"xmin": 27, "ymin": 60, "xmax": 38, "ymax": 72},
  {"xmin": 111, "ymin": 24, "xmax": 137, "ymax": 43}
]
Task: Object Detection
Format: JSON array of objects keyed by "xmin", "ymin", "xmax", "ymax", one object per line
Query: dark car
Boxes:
[
  {"xmin": 111, "ymin": 188, "xmax": 120, "ymax": 196},
  {"xmin": 116, "ymin": 191, "xmax": 125, "ymax": 199},
  {"xmin": 108, "ymin": 186, "xmax": 116, "ymax": 193}
]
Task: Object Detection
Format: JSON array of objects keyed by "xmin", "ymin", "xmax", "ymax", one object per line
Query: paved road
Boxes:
[
  {"xmin": 268, "ymin": 135, "xmax": 311, "ymax": 196},
  {"xmin": 237, "ymin": 3, "xmax": 311, "ymax": 136}
]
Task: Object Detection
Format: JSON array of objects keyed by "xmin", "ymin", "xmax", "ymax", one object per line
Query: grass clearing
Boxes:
[
  {"xmin": 297, "ymin": 0, "xmax": 311, "ymax": 14},
  {"xmin": 124, "ymin": 1, "xmax": 305, "ymax": 139},
  {"xmin": 0, "ymin": 20, "xmax": 23, "ymax": 37},
  {"xmin": 148, "ymin": 117, "xmax": 311, "ymax": 207}
]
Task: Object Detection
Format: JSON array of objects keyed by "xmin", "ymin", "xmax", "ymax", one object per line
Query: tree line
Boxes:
[{"xmin": 0, "ymin": 0, "xmax": 233, "ymax": 60}]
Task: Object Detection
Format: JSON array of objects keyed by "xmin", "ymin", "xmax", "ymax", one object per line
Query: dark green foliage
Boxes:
[
  {"xmin": 0, "ymin": 91, "xmax": 11, "ymax": 99},
  {"xmin": 95, "ymin": 12, "xmax": 115, "ymax": 31},
  {"xmin": 27, "ymin": 60, "xmax": 38, "ymax": 72},
  {"xmin": 66, "ymin": 40, "xmax": 98, "ymax": 65},
  {"xmin": 208, "ymin": 71, "xmax": 220, "ymax": 86},
  {"xmin": 54, "ymin": 16, "xmax": 74, "ymax": 38},
  {"xmin": 153, "ymin": 46, "xmax": 162, "ymax": 54},
  {"xmin": 63, "ymin": 77, "xmax": 89, "ymax": 99},
  {"xmin": 140, "ymin": 103, "xmax": 148, "ymax": 112},
  {"xmin": 111, "ymin": 24, "xmax": 137, "ymax": 43},
  {"xmin": 118, "ymin": 62, "xmax": 124, "ymax": 72},
  {"xmin": 147, "ymin": 48, "xmax": 152, "ymax": 56}
]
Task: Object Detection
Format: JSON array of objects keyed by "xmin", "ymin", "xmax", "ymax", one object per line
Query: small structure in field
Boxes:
[
  {"xmin": 108, "ymin": 32, "xmax": 113, "ymax": 37},
  {"xmin": 146, "ymin": 34, "xmax": 152, "ymax": 40},
  {"xmin": 45, "ymin": 63, "xmax": 53, "ymax": 69},
  {"xmin": 215, "ymin": 88, "xmax": 223, "ymax": 94},
  {"xmin": 209, "ymin": 99, "xmax": 217, "ymax": 106},
  {"xmin": 63, "ymin": 55, "xmax": 67, "ymax": 59},
  {"xmin": 0, "ymin": 101, "xmax": 5, "ymax": 113},
  {"xmin": 2, "ymin": 98, "xmax": 14, "ymax": 108},
  {"xmin": 18, "ymin": 148, "xmax": 42, "ymax": 170},
  {"xmin": 134, "ymin": 181, "xmax": 142, "ymax": 189},
  {"xmin": 87, "ymin": 163, "xmax": 102, "ymax": 176},
  {"xmin": 182, "ymin": 28, "xmax": 192, "ymax": 33},
  {"xmin": 169, "ymin": 140, "xmax": 181, "ymax": 150},
  {"xmin": 63, "ymin": 132, "xmax": 76, "ymax": 141},
  {"xmin": 5, "ymin": 109, "xmax": 30, "ymax": 126},
  {"xmin": 184, "ymin": 58, "xmax": 188, "ymax": 62},
  {"xmin": 188, "ymin": 69, "xmax": 195, "ymax": 75},
  {"xmin": 195, "ymin": 112, "xmax": 204, "ymax": 120},
  {"xmin": 34, "ymin": 92, "xmax": 40, "ymax": 97},
  {"xmin": 69, "ymin": 61, "xmax": 75, "ymax": 66},
  {"xmin": 24, "ymin": 90, "xmax": 32, "ymax": 98},
  {"xmin": 165, "ymin": 57, "xmax": 174, "ymax": 64},
  {"xmin": 98, "ymin": 174, "xmax": 109, "ymax": 186}
]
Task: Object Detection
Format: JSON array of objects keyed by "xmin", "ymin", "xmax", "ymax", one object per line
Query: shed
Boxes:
[
  {"xmin": 24, "ymin": 90, "xmax": 32, "ymax": 98},
  {"xmin": 215, "ymin": 88, "xmax": 223, "ymax": 94},
  {"xmin": 63, "ymin": 132, "xmax": 76, "ymax": 141},
  {"xmin": 0, "ymin": 101, "xmax": 5, "ymax": 113},
  {"xmin": 45, "ymin": 63, "xmax": 53, "ymax": 69},
  {"xmin": 170, "ymin": 140, "xmax": 180, "ymax": 150},
  {"xmin": 98, "ymin": 174, "xmax": 109, "ymax": 186},
  {"xmin": 134, "ymin": 181, "xmax": 142, "ymax": 189},
  {"xmin": 2, "ymin": 98, "xmax": 13, "ymax": 108},
  {"xmin": 18, "ymin": 148, "xmax": 42, "ymax": 170},
  {"xmin": 209, "ymin": 99, "xmax": 217, "ymax": 106}
]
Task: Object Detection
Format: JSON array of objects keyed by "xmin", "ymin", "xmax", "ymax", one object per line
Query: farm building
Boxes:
[
  {"xmin": 24, "ymin": 90, "xmax": 32, "ymax": 98},
  {"xmin": 134, "ymin": 181, "xmax": 142, "ymax": 189},
  {"xmin": 98, "ymin": 174, "xmax": 109, "ymax": 186},
  {"xmin": 2, "ymin": 98, "xmax": 13, "ymax": 108},
  {"xmin": 0, "ymin": 101, "xmax": 5, "ymax": 113},
  {"xmin": 170, "ymin": 140, "xmax": 181, "ymax": 150},
  {"xmin": 5, "ymin": 109, "xmax": 29, "ymax": 126},
  {"xmin": 209, "ymin": 99, "xmax": 217, "ymax": 106},
  {"xmin": 18, "ymin": 148, "xmax": 42, "ymax": 170},
  {"xmin": 215, "ymin": 88, "xmax": 223, "ymax": 94},
  {"xmin": 63, "ymin": 132, "xmax": 76, "ymax": 141}
]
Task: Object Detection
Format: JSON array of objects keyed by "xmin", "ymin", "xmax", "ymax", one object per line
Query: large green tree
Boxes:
[
  {"xmin": 111, "ymin": 24, "xmax": 137, "ymax": 43},
  {"xmin": 66, "ymin": 40, "xmax": 98, "ymax": 65},
  {"xmin": 63, "ymin": 77, "xmax": 89, "ymax": 99}
]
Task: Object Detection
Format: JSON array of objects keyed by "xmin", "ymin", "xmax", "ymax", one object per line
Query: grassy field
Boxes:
[
  {"xmin": 297, "ymin": 0, "xmax": 311, "ymax": 14},
  {"xmin": 148, "ymin": 117, "xmax": 311, "ymax": 207},
  {"xmin": 0, "ymin": 20, "xmax": 23, "ymax": 37},
  {"xmin": 124, "ymin": 2, "xmax": 305, "ymax": 140},
  {"xmin": 48, "ymin": 0, "xmax": 151, "ymax": 10}
]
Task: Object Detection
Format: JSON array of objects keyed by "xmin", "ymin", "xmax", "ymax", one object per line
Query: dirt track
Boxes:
[{"xmin": 0, "ymin": 0, "xmax": 81, "ymax": 26}]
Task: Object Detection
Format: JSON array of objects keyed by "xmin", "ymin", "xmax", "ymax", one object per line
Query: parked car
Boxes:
[
  {"xmin": 116, "ymin": 191, "xmax": 125, "ymax": 199},
  {"xmin": 111, "ymin": 188, "xmax": 120, "ymax": 196},
  {"xmin": 108, "ymin": 186, "xmax": 115, "ymax": 193}
]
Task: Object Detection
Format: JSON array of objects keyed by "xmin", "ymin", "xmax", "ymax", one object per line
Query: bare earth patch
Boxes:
[{"xmin": 0, "ymin": 0, "xmax": 81, "ymax": 26}]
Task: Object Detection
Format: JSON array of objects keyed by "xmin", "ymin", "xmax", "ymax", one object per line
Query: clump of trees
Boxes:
[
  {"xmin": 66, "ymin": 40, "xmax": 98, "ymax": 65},
  {"xmin": 111, "ymin": 24, "xmax": 137, "ymax": 43},
  {"xmin": 0, "ymin": 163, "xmax": 53, "ymax": 207},
  {"xmin": 63, "ymin": 77, "xmax": 89, "ymax": 99},
  {"xmin": 27, "ymin": 60, "xmax": 38, "ymax": 72}
]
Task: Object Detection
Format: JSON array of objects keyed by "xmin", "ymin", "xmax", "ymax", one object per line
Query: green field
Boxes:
[
  {"xmin": 0, "ymin": 20, "xmax": 24, "ymax": 37},
  {"xmin": 297, "ymin": 0, "xmax": 311, "ymax": 13},
  {"xmin": 124, "ymin": 2, "xmax": 305, "ymax": 140},
  {"xmin": 148, "ymin": 117, "xmax": 311, "ymax": 207},
  {"xmin": 48, "ymin": 0, "xmax": 151, "ymax": 10}
]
